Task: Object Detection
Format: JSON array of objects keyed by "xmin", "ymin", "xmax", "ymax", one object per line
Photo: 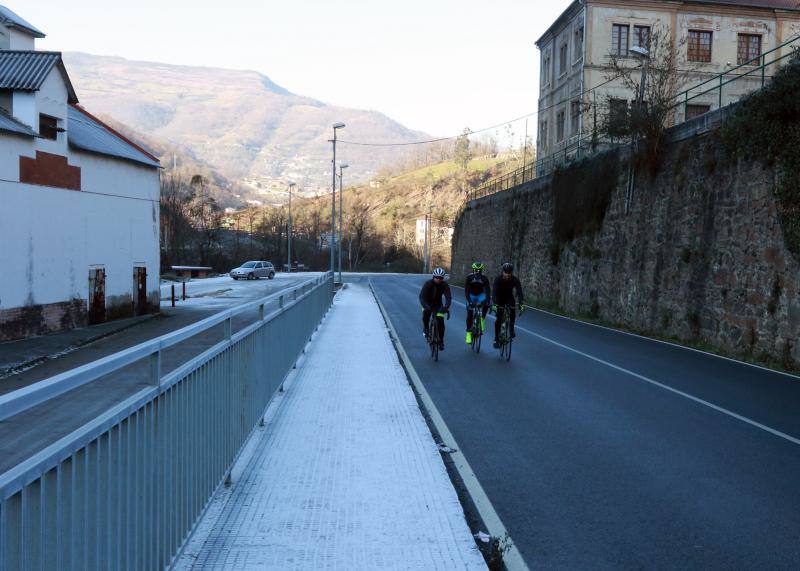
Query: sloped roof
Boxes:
[
  {"xmin": 0, "ymin": 108, "xmax": 35, "ymax": 137},
  {"xmin": 68, "ymin": 105, "xmax": 160, "ymax": 169},
  {"xmin": 0, "ymin": 51, "xmax": 78, "ymax": 103},
  {"xmin": 689, "ymin": 0, "xmax": 800, "ymax": 8},
  {"xmin": 0, "ymin": 5, "xmax": 45, "ymax": 38}
]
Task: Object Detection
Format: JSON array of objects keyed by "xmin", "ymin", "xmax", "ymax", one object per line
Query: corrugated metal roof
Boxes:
[
  {"xmin": 0, "ymin": 108, "xmax": 35, "ymax": 137},
  {"xmin": 68, "ymin": 105, "xmax": 160, "ymax": 169},
  {"xmin": 0, "ymin": 51, "xmax": 78, "ymax": 103},
  {"xmin": 0, "ymin": 5, "xmax": 45, "ymax": 38}
]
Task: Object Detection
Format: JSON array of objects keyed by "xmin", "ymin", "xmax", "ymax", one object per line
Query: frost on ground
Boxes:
[{"xmin": 175, "ymin": 283, "xmax": 485, "ymax": 570}]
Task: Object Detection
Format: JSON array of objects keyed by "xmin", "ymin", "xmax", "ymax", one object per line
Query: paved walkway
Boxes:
[{"xmin": 176, "ymin": 283, "xmax": 485, "ymax": 570}]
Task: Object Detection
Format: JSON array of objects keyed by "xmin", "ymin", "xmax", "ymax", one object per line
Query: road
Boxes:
[
  {"xmin": 369, "ymin": 274, "xmax": 800, "ymax": 569},
  {"xmin": 0, "ymin": 273, "xmax": 320, "ymax": 474}
]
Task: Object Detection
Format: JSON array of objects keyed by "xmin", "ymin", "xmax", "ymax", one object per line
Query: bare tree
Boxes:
[{"xmin": 600, "ymin": 24, "xmax": 692, "ymax": 167}]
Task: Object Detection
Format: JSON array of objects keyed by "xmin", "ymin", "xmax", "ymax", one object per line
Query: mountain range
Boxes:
[{"xmin": 62, "ymin": 52, "xmax": 430, "ymax": 206}]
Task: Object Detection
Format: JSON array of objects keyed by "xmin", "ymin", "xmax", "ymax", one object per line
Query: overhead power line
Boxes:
[{"xmin": 337, "ymin": 73, "xmax": 625, "ymax": 148}]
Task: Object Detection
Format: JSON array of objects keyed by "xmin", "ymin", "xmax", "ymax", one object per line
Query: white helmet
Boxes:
[{"xmin": 432, "ymin": 268, "xmax": 446, "ymax": 279}]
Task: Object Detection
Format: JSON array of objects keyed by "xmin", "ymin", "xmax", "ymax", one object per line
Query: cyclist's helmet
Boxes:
[
  {"xmin": 432, "ymin": 268, "xmax": 446, "ymax": 279},
  {"xmin": 502, "ymin": 262, "xmax": 514, "ymax": 273},
  {"xmin": 471, "ymin": 261, "xmax": 485, "ymax": 272}
]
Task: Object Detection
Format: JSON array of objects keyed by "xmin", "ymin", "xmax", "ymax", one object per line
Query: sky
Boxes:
[{"xmin": 17, "ymin": 0, "xmax": 572, "ymax": 139}]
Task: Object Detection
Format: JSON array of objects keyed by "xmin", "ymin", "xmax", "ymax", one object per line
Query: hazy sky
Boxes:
[{"xmin": 19, "ymin": 0, "xmax": 571, "ymax": 139}]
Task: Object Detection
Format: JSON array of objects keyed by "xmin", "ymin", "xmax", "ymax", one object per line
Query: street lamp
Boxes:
[
  {"xmin": 338, "ymin": 163, "xmax": 349, "ymax": 284},
  {"xmin": 626, "ymin": 45, "xmax": 650, "ymax": 214},
  {"xmin": 329, "ymin": 122, "xmax": 345, "ymax": 278},
  {"xmin": 287, "ymin": 181, "xmax": 296, "ymax": 273}
]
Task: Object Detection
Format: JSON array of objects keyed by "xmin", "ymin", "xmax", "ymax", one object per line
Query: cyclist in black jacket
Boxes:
[
  {"xmin": 419, "ymin": 268, "xmax": 452, "ymax": 350},
  {"xmin": 492, "ymin": 262, "xmax": 524, "ymax": 348},
  {"xmin": 464, "ymin": 261, "xmax": 491, "ymax": 345}
]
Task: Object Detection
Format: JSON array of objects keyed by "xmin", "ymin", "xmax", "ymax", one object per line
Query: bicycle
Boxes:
[
  {"xmin": 428, "ymin": 309, "xmax": 448, "ymax": 361},
  {"xmin": 496, "ymin": 305, "xmax": 514, "ymax": 361},
  {"xmin": 467, "ymin": 302, "xmax": 484, "ymax": 354}
]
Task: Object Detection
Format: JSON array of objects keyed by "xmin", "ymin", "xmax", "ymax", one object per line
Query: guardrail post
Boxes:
[
  {"xmin": 224, "ymin": 317, "xmax": 232, "ymax": 340},
  {"xmin": 150, "ymin": 350, "xmax": 161, "ymax": 385},
  {"xmin": 171, "ymin": 285, "xmax": 175, "ymax": 307},
  {"xmin": 279, "ymin": 295, "xmax": 284, "ymax": 309},
  {"xmin": 259, "ymin": 303, "xmax": 265, "ymax": 320},
  {"xmin": 182, "ymin": 281, "xmax": 186, "ymax": 301}
]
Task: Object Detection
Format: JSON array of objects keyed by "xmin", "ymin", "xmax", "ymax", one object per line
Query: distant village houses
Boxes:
[
  {"xmin": 535, "ymin": 0, "xmax": 800, "ymax": 164},
  {"xmin": 0, "ymin": 5, "xmax": 161, "ymax": 341}
]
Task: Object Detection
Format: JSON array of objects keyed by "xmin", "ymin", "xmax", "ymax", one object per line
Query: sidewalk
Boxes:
[{"xmin": 175, "ymin": 283, "xmax": 486, "ymax": 570}]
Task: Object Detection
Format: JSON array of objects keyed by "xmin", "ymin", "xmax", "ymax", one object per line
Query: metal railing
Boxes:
[
  {"xmin": 671, "ymin": 33, "xmax": 800, "ymax": 116},
  {"xmin": 470, "ymin": 34, "xmax": 800, "ymax": 205},
  {"xmin": 0, "ymin": 272, "xmax": 333, "ymax": 570}
]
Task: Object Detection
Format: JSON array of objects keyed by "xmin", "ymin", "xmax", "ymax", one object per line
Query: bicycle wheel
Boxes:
[
  {"xmin": 431, "ymin": 321, "xmax": 439, "ymax": 361},
  {"xmin": 473, "ymin": 325, "xmax": 482, "ymax": 354},
  {"xmin": 505, "ymin": 337, "xmax": 512, "ymax": 361}
]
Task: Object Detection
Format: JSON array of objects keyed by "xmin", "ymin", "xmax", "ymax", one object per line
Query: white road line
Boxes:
[
  {"xmin": 370, "ymin": 281, "xmax": 530, "ymax": 571},
  {"xmin": 401, "ymin": 280, "xmax": 800, "ymax": 448},
  {"xmin": 449, "ymin": 283, "xmax": 800, "ymax": 382}
]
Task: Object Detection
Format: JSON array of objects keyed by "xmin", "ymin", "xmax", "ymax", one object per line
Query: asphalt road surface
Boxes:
[{"xmin": 369, "ymin": 273, "xmax": 800, "ymax": 569}]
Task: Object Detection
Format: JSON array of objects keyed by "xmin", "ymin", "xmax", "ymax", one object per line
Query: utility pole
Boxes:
[
  {"xmin": 329, "ymin": 123, "xmax": 345, "ymax": 277},
  {"xmin": 287, "ymin": 181, "xmax": 295, "ymax": 273},
  {"xmin": 422, "ymin": 214, "xmax": 429, "ymax": 274},
  {"xmin": 338, "ymin": 163, "xmax": 348, "ymax": 283},
  {"xmin": 522, "ymin": 118, "xmax": 528, "ymax": 169}
]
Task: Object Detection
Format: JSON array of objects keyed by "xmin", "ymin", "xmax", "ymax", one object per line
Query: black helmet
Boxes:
[{"xmin": 502, "ymin": 262, "xmax": 514, "ymax": 273}]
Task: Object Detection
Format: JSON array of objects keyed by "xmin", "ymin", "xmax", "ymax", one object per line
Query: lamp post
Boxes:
[
  {"xmin": 329, "ymin": 122, "xmax": 345, "ymax": 277},
  {"xmin": 287, "ymin": 181, "xmax": 296, "ymax": 273},
  {"xmin": 625, "ymin": 45, "xmax": 650, "ymax": 214},
  {"xmin": 338, "ymin": 163, "xmax": 349, "ymax": 284}
]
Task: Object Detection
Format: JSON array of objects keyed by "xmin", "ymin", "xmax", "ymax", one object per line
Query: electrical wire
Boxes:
[{"xmin": 336, "ymin": 73, "xmax": 625, "ymax": 147}]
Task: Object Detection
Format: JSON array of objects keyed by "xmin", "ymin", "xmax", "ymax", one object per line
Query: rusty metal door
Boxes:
[
  {"xmin": 134, "ymin": 266, "xmax": 147, "ymax": 316},
  {"xmin": 88, "ymin": 268, "xmax": 106, "ymax": 325}
]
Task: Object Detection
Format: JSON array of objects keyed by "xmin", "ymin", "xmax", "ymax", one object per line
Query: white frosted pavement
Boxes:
[{"xmin": 175, "ymin": 283, "xmax": 486, "ymax": 570}]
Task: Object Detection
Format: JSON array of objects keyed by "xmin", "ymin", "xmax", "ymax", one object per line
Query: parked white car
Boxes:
[{"xmin": 230, "ymin": 261, "xmax": 275, "ymax": 280}]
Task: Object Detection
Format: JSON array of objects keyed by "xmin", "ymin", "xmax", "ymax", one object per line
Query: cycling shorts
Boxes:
[{"xmin": 468, "ymin": 293, "xmax": 487, "ymax": 306}]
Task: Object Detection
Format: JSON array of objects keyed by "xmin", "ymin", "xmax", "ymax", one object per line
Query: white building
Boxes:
[{"xmin": 0, "ymin": 5, "xmax": 161, "ymax": 341}]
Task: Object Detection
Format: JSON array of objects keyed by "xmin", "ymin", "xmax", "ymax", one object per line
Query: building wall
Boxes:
[
  {"xmin": 0, "ymin": 142, "xmax": 160, "ymax": 341},
  {"xmin": 537, "ymin": 4, "xmax": 586, "ymax": 159},
  {"xmin": 34, "ymin": 70, "xmax": 69, "ymax": 156},
  {"xmin": 537, "ymin": 0, "xmax": 800, "ymax": 160}
]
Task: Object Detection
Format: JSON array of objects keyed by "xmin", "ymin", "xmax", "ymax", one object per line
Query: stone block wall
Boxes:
[{"xmin": 452, "ymin": 131, "xmax": 800, "ymax": 368}]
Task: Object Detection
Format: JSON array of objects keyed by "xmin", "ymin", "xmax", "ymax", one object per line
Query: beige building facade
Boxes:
[{"xmin": 535, "ymin": 0, "xmax": 800, "ymax": 162}]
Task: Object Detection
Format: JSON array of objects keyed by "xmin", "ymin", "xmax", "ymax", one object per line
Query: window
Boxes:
[
  {"xmin": 556, "ymin": 110, "xmax": 566, "ymax": 142},
  {"xmin": 571, "ymin": 101, "xmax": 581, "ymax": 135},
  {"xmin": 737, "ymin": 34, "xmax": 762, "ymax": 65},
  {"xmin": 608, "ymin": 99, "xmax": 629, "ymax": 138},
  {"xmin": 688, "ymin": 30, "xmax": 712, "ymax": 62},
  {"xmin": 39, "ymin": 114, "xmax": 58, "ymax": 140},
  {"xmin": 686, "ymin": 104, "xmax": 711, "ymax": 119},
  {"xmin": 574, "ymin": 27, "xmax": 584, "ymax": 61},
  {"xmin": 633, "ymin": 25, "xmax": 650, "ymax": 50},
  {"xmin": 543, "ymin": 53, "xmax": 552, "ymax": 86},
  {"xmin": 612, "ymin": 24, "xmax": 629, "ymax": 56},
  {"xmin": 560, "ymin": 43, "xmax": 569, "ymax": 75},
  {"xmin": 540, "ymin": 120, "xmax": 548, "ymax": 149}
]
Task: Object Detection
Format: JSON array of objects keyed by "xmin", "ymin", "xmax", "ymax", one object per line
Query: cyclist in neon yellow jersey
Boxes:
[{"xmin": 464, "ymin": 261, "xmax": 491, "ymax": 345}]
